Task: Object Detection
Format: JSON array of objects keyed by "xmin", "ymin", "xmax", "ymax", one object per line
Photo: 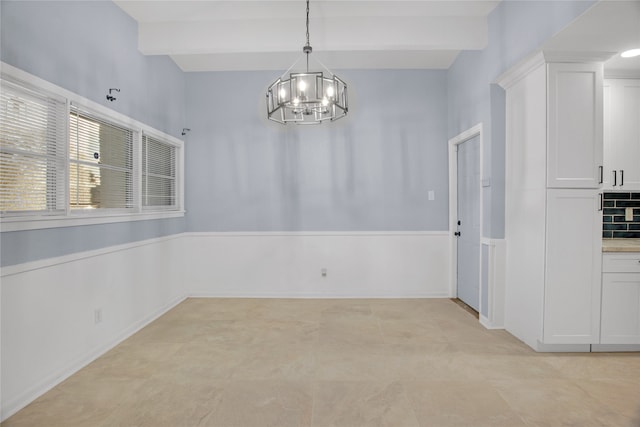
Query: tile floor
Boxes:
[{"xmin": 3, "ymin": 298, "xmax": 640, "ymax": 427}]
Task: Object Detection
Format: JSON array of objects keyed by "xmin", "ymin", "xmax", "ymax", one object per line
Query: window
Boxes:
[
  {"xmin": 142, "ymin": 134, "xmax": 177, "ymax": 209},
  {"xmin": 0, "ymin": 78, "xmax": 67, "ymax": 215},
  {"xmin": 0, "ymin": 64, "xmax": 184, "ymax": 232},
  {"xmin": 69, "ymin": 107, "xmax": 134, "ymax": 210}
]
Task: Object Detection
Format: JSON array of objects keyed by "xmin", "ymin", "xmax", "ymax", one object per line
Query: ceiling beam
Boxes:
[{"xmin": 138, "ymin": 16, "xmax": 488, "ymax": 56}]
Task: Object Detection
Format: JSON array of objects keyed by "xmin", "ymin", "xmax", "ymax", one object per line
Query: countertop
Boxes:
[{"xmin": 602, "ymin": 239, "xmax": 640, "ymax": 253}]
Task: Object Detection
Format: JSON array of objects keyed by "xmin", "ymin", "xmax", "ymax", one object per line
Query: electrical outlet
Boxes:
[
  {"xmin": 321, "ymin": 268, "xmax": 327, "ymax": 277},
  {"xmin": 626, "ymin": 207, "xmax": 634, "ymax": 221},
  {"xmin": 94, "ymin": 308, "xmax": 102, "ymax": 324}
]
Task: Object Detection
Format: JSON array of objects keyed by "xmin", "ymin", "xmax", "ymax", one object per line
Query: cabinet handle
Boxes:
[
  {"xmin": 598, "ymin": 166, "xmax": 603, "ymax": 184},
  {"xmin": 613, "ymin": 170, "xmax": 617, "ymax": 186},
  {"xmin": 599, "ymin": 193, "xmax": 603, "ymax": 211},
  {"xmin": 620, "ymin": 170, "xmax": 624, "ymax": 186}
]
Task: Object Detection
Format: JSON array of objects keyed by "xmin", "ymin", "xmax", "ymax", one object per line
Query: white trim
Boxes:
[
  {"xmin": 0, "ymin": 233, "xmax": 183, "ymax": 277},
  {"xmin": 534, "ymin": 342, "xmax": 591, "ymax": 353},
  {"xmin": 480, "ymin": 237, "xmax": 506, "ymax": 329},
  {"xmin": 0, "ymin": 62, "xmax": 185, "ymax": 232},
  {"xmin": 1, "ymin": 294, "xmax": 186, "ymax": 421},
  {"xmin": 189, "ymin": 292, "xmax": 451, "ymax": 299},
  {"xmin": 496, "ymin": 50, "xmax": 614, "ymax": 90},
  {"xmin": 604, "ymin": 69, "xmax": 640, "ymax": 79},
  {"xmin": 541, "ymin": 51, "xmax": 615, "ymax": 64},
  {"xmin": 0, "ymin": 210, "xmax": 185, "ymax": 233},
  {"xmin": 448, "ymin": 123, "xmax": 484, "ymax": 306},
  {"xmin": 186, "ymin": 230, "xmax": 448, "ymax": 238},
  {"xmin": 591, "ymin": 344, "xmax": 640, "ymax": 352},
  {"xmin": 496, "ymin": 52, "xmax": 546, "ymax": 89}
]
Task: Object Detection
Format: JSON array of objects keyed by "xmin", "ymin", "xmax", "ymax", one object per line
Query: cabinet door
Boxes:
[
  {"xmin": 608, "ymin": 80, "xmax": 640, "ymax": 190},
  {"xmin": 602, "ymin": 80, "xmax": 615, "ymax": 190},
  {"xmin": 547, "ymin": 63, "xmax": 603, "ymax": 189},
  {"xmin": 601, "ymin": 273, "xmax": 640, "ymax": 344},
  {"xmin": 544, "ymin": 189, "xmax": 602, "ymax": 344}
]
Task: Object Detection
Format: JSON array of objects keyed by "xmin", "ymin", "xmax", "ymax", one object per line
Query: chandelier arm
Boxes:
[
  {"xmin": 312, "ymin": 55, "xmax": 336, "ymax": 78},
  {"xmin": 278, "ymin": 53, "xmax": 306, "ymax": 80}
]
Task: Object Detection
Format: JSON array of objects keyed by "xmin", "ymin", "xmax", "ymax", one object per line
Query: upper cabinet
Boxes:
[
  {"xmin": 603, "ymin": 79, "xmax": 640, "ymax": 191},
  {"xmin": 547, "ymin": 63, "xmax": 603, "ymax": 189}
]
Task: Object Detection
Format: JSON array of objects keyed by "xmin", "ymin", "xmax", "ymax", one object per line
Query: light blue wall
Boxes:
[
  {"xmin": 447, "ymin": 0, "xmax": 596, "ymax": 239},
  {"xmin": 185, "ymin": 69, "xmax": 449, "ymax": 231},
  {"xmin": 1, "ymin": 0, "xmax": 599, "ymax": 266},
  {"xmin": 0, "ymin": 1, "xmax": 187, "ymax": 267}
]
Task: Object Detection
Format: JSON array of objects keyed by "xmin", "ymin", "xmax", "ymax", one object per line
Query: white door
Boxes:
[{"xmin": 456, "ymin": 136, "xmax": 481, "ymax": 311}]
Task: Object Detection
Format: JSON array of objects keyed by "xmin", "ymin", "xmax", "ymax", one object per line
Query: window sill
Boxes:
[{"xmin": 0, "ymin": 210, "xmax": 185, "ymax": 232}]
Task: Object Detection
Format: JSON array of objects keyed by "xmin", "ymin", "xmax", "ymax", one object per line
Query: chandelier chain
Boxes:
[{"xmin": 306, "ymin": 0, "xmax": 310, "ymax": 48}]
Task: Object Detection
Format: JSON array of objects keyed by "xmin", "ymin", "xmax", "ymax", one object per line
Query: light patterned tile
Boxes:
[
  {"xmin": 492, "ymin": 379, "xmax": 635, "ymax": 427},
  {"xmin": 404, "ymin": 380, "xmax": 527, "ymax": 427},
  {"xmin": 312, "ymin": 381, "xmax": 419, "ymax": 427},
  {"xmin": 5, "ymin": 298, "xmax": 640, "ymax": 427},
  {"xmin": 200, "ymin": 380, "xmax": 313, "ymax": 427}
]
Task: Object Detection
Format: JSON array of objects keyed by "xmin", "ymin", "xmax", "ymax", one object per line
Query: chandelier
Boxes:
[{"xmin": 266, "ymin": 0, "xmax": 348, "ymax": 124}]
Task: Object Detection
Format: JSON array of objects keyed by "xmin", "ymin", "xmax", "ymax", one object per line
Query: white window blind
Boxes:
[
  {"xmin": 142, "ymin": 133, "xmax": 177, "ymax": 208},
  {"xmin": 1, "ymin": 64, "xmax": 184, "ymax": 231},
  {"xmin": 0, "ymin": 77, "xmax": 67, "ymax": 215},
  {"xmin": 69, "ymin": 106, "xmax": 134, "ymax": 210}
]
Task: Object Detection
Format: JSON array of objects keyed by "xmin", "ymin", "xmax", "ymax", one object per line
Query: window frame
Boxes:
[{"xmin": 0, "ymin": 62, "xmax": 185, "ymax": 232}]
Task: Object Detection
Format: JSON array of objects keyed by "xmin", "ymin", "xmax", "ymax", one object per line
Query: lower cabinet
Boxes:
[
  {"xmin": 543, "ymin": 189, "xmax": 603, "ymax": 344},
  {"xmin": 601, "ymin": 253, "xmax": 640, "ymax": 344}
]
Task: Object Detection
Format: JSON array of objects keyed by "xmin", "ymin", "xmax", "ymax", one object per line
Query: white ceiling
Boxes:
[
  {"xmin": 113, "ymin": 0, "xmax": 501, "ymax": 71},
  {"xmin": 541, "ymin": 0, "xmax": 640, "ymax": 74},
  {"xmin": 114, "ymin": 0, "xmax": 640, "ymax": 73}
]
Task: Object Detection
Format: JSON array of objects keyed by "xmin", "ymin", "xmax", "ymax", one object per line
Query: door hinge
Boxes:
[{"xmin": 454, "ymin": 231, "xmax": 461, "ymax": 237}]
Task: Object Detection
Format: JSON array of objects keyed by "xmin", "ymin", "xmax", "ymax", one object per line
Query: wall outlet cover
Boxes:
[{"xmin": 626, "ymin": 207, "xmax": 634, "ymax": 221}]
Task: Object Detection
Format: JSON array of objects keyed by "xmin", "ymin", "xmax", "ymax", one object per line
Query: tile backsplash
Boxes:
[{"xmin": 602, "ymin": 192, "xmax": 640, "ymax": 238}]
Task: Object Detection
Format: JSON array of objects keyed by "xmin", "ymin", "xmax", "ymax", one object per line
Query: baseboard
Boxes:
[
  {"xmin": 534, "ymin": 341, "xmax": 591, "ymax": 353},
  {"xmin": 188, "ymin": 292, "xmax": 452, "ymax": 299},
  {"xmin": 479, "ymin": 314, "xmax": 504, "ymax": 330},
  {"xmin": 1, "ymin": 294, "xmax": 187, "ymax": 422},
  {"xmin": 591, "ymin": 344, "xmax": 640, "ymax": 352}
]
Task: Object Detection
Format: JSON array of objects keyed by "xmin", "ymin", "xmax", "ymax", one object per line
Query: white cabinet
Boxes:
[
  {"xmin": 499, "ymin": 54, "xmax": 604, "ymax": 351},
  {"xmin": 547, "ymin": 63, "xmax": 603, "ymax": 189},
  {"xmin": 601, "ymin": 253, "xmax": 640, "ymax": 344},
  {"xmin": 603, "ymin": 79, "xmax": 640, "ymax": 190},
  {"xmin": 544, "ymin": 190, "xmax": 602, "ymax": 344}
]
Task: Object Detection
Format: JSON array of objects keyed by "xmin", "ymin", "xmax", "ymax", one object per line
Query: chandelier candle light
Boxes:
[{"xmin": 266, "ymin": 0, "xmax": 348, "ymax": 124}]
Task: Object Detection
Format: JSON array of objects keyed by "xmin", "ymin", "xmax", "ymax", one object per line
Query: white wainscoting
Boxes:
[
  {"xmin": 0, "ymin": 235, "xmax": 186, "ymax": 421},
  {"xmin": 480, "ymin": 238, "xmax": 506, "ymax": 329},
  {"xmin": 184, "ymin": 231, "xmax": 451, "ymax": 298},
  {"xmin": 0, "ymin": 230, "xmax": 451, "ymax": 421}
]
